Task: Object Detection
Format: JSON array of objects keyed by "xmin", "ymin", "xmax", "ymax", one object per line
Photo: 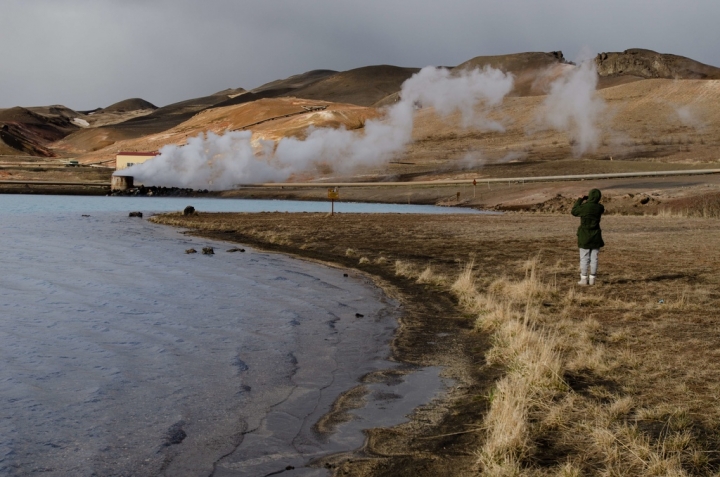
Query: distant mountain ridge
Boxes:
[{"xmin": 2, "ymin": 49, "xmax": 720, "ymax": 159}]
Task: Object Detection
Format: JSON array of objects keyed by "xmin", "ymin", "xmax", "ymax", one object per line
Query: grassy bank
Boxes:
[{"xmin": 149, "ymin": 211, "xmax": 720, "ymax": 476}]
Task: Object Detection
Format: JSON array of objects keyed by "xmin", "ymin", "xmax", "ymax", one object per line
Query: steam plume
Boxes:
[
  {"xmin": 119, "ymin": 66, "xmax": 514, "ymax": 189},
  {"xmin": 540, "ymin": 59, "xmax": 605, "ymax": 156}
]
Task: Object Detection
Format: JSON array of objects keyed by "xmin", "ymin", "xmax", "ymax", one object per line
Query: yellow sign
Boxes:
[{"xmin": 327, "ymin": 188, "xmax": 339, "ymax": 200}]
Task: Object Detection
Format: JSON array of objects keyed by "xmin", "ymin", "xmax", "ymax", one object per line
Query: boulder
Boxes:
[
  {"xmin": 183, "ymin": 206, "xmax": 195, "ymax": 216},
  {"xmin": 202, "ymin": 247, "xmax": 214, "ymax": 255},
  {"xmin": 185, "ymin": 248, "xmax": 197, "ymax": 254},
  {"xmin": 129, "ymin": 211, "xmax": 143, "ymax": 218}
]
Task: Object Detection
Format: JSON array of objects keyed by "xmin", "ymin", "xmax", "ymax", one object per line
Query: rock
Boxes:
[
  {"xmin": 81, "ymin": 214, "xmax": 90, "ymax": 217},
  {"xmin": 355, "ymin": 313, "xmax": 364, "ymax": 318},
  {"xmin": 227, "ymin": 248, "xmax": 245, "ymax": 253},
  {"xmin": 343, "ymin": 273, "xmax": 349, "ymax": 277},
  {"xmin": 594, "ymin": 48, "xmax": 720, "ymax": 79},
  {"xmin": 163, "ymin": 422, "xmax": 187, "ymax": 447},
  {"xmin": 128, "ymin": 211, "xmax": 143, "ymax": 217},
  {"xmin": 202, "ymin": 247, "xmax": 214, "ymax": 255},
  {"xmin": 185, "ymin": 248, "xmax": 197, "ymax": 254},
  {"xmin": 183, "ymin": 206, "xmax": 195, "ymax": 216},
  {"xmin": 639, "ymin": 197, "xmax": 650, "ymax": 205}
]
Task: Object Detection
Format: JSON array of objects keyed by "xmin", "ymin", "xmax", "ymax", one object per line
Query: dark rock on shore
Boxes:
[
  {"xmin": 128, "ymin": 211, "xmax": 143, "ymax": 217},
  {"xmin": 183, "ymin": 205, "xmax": 196, "ymax": 216},
  {"xmin": 163, "ymin": 421, "xmax": 187, "ymax": 446},
  {"xmin": 202, "ymin": 247, "xmax": 214, "ymax": 255},
  {"xmin": 185, "ymin": 248, "xmax": 197, "ymax": 254}
]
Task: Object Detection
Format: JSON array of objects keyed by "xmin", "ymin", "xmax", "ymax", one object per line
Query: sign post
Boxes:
[{"xmin": 328, "ymin": 187, "xmax": 339, "ymax": 215}]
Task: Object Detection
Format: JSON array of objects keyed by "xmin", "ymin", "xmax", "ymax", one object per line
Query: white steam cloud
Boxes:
[
  {"xmin": 119, "ymin": 66, "xmax": 514, "ymax": 189},
  {"xmin": 539, "ymin": 59, "xmax": 606, "ymax": 156}
]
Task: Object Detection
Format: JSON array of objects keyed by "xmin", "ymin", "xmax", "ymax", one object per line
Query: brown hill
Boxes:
[
  {"xmin": 286, "ymin": 65, "xmax": 420, "ymax": 106},
  {"xmin": 595, "ymin": 49, "xmax": 720, "ymax": 80},
  {"xmin": 102, "ymin": 98, "xmax": 157, "ymax": 113},
  {"xmin": 400, "ymin": 77, "xmax": 720, "ymax": 180},
  {"xmin": 208, "ymin": 71, "xmax": 339, "ymax": 110},
  {"xmin": 454, "ymin": 51, "xmax": 566, "ymax": 73},
  {"xmin": 73, "ymin": 97, "xmax": 379, "ymax": 165},
  {"xmin": 251, "ymin": 69, "xmax": 338, "ymax": 95},
  {"xmin": 0, "ymin": 106, "xmax": 79, "ymax": 156},
  {"xmin": 107, "ymin": 89, "xmax": 246, "ymax": 134},
  {"xmin": 374, "ymin": 52, "xmax": 577, "ymax": 105},
  {"xmin": 55, "ymin": 88, "xmax": 247, "ymax": 155},
  {"xmin": 453, "ymin": 51, "xmax": 569, "ymax": 96}
]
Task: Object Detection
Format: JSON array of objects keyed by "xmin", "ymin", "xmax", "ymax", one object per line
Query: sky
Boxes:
[{"xmin": 2, "ymin": 0, "xmax": 719, "ymax": 110}]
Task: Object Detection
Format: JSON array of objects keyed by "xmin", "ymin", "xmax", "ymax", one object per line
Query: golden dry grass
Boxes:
[{"xmin": 440, "ymin": 256, "xmax": 714, "ymax": 475}]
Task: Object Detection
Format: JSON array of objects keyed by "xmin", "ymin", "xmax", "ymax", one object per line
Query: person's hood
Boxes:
[{"xmin": 588, "ymin": 189, "xmax": 602, "ymax": 203}]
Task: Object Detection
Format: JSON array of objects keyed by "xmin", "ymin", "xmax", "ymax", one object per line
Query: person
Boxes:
[{"xmin": 571, "ymin": 188, "xmax": 605, "ymax": 285}]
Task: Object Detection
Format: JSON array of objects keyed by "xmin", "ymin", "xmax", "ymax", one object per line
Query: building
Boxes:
[{"xmin": 115, "ymin": 152, "xmax": 158, "ymax": 170}]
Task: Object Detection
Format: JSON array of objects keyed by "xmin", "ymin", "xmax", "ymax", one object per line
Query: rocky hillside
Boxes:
[
  {"xmin": 0, "ymin": 107, "xmax": 80, "ymax": 156},
  {"xmin": 595, "ymin": 49, "xmax": 720, "ymax": 80}
]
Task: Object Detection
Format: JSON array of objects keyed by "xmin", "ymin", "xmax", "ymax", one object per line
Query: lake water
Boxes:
[
  {"xmin": 0, "ymin": 196, "xmax": 453, "ymax": 476},
  {"xmin": 2, "ymin": 194, "xmax": 485, "ymax": 215}
]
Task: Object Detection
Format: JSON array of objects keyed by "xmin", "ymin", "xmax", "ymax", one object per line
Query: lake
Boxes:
[{"xmin": 0, "ymin": 196, "xmax": 453, "ymax": 476}]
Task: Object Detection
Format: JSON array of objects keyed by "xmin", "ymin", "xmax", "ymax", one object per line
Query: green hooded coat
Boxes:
[{"xmin": 571, "ymin": 189, "xmax": 605, "ymax": 249}]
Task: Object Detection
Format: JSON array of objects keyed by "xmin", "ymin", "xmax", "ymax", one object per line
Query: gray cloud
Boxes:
[{"xmin": 1, "ymin": 0, "xmax": 719, "ymax": 110}]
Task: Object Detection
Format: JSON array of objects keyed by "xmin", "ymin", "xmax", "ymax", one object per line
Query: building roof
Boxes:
[{"xmin": 117, "ymin": 151, "xmax": 158, "ymax": 156}]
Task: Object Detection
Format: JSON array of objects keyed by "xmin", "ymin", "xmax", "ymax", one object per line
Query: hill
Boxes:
[
  {"xmin": 102, "ymin": 98, "xmax": 157, "ymax": 113},
  {"xmin": 54, "ymin": 88, "xmax": 247, "ymax": 155},
  {"xmin": 0, "ymin": 106, "xmax": 79, "ymax": 156},
  {"xmin": 72, "ymin": 97, "xmax": 379, "ymax": 164},
  {"xmin": 453, "ymin": 51, "xmax": 569, "ymax": 96},
  {"xmin": 5, "ymin": 48, "xmax": 716, "ymax": 167},
  {"xmin": 398, "ymin": 77, "xmax": 720, "ymax": 181},
  {"xmin": 286, "ymin": 65, "xmax": 420, "ymax": 106},
  {"xmin": 107, "ymin": 88, "xmax": 246, "ymax": 135},
  {"xmin": 251, "ymin": 69, "xmax": 337, "ymax": 95},
  {"xmin": 595, "ymin": 49, "xmax": 720, "ymax": 80}
]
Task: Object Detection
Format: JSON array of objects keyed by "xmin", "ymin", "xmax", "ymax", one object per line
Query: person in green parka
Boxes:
[{"xmin": 571, "ymin": 188, "xmax": 605, "ymax": 285}]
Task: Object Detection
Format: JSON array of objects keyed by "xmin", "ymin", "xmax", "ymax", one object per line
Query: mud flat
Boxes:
[{"xmin": 152, "ymin": 210, "xmax": 720, "ymax": 476}]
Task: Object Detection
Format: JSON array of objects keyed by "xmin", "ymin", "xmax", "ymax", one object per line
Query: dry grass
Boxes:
[
  {"xmin": 657, "ymin": 192, "xmax": 720, "ymax": 219},
  {"xmin": 450, "ymin": 258, "xmax": 712, "ymax": 476},
  {"xmin": 394, "ymin": 259, "xmax": 416, "ymax": 278}
]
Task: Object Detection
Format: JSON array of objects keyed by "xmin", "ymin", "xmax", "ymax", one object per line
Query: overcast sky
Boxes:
[{"xmin": 2, "ymin": 0, "xmax": 719, "ymax": 110}]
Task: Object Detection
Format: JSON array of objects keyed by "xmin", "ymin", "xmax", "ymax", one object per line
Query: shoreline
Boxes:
[
  {"xmin": 151, "ymin": 210, "xmax": 720, "ymax": 475},
  {"xmin": 156, "ymin": 217, "xmax": 497, "ymax": 476}
]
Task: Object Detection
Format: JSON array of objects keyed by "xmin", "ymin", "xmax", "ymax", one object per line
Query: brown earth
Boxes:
[
  {"xmin": 149, "ymin": 209, "xmax": 720, "ymax": 475},
  {"xmin": 66, "ymin": 97, "xmax": 381, "ymax": 164}
]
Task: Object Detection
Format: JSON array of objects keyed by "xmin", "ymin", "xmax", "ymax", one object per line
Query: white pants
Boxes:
[{"xmin": 579, "ymin": 248, "xmax": 599, "ymax": 276}]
